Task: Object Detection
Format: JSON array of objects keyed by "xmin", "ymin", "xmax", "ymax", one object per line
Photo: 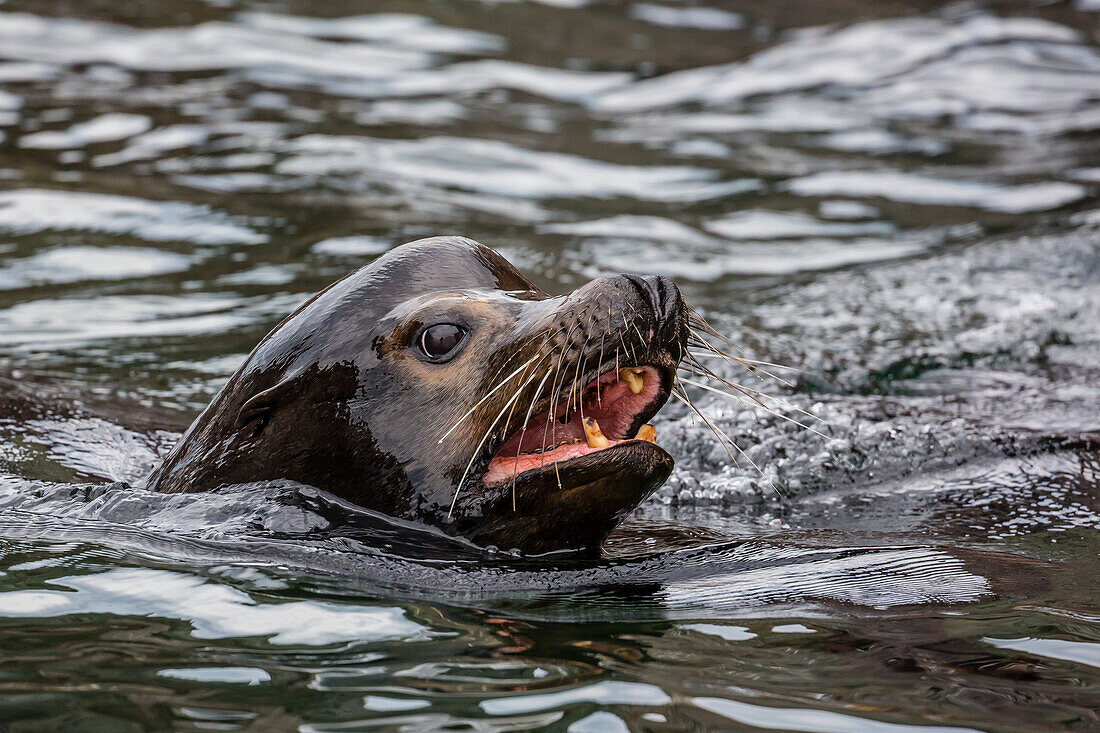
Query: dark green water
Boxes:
[{"xmin": 0, "ymin": 0, "xmax": 1098, "ymax": 730}]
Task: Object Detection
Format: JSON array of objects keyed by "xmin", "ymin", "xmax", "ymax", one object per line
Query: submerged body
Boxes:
[{"xmin": 146, "ymin": 237, "xmax": 688, "ymax": 553}]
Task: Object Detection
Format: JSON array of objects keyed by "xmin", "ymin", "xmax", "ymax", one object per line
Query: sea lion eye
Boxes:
[{"xmin": 418, "ymin": 323, "xmax": 467, "ymax": 360}]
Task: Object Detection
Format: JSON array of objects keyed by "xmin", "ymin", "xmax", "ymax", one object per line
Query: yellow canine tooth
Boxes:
[
  {"xmin": 634, "ymin": 423, "xmax": 656, "ymax": 443},
  {"xmin": 582, "ymin": 417, "xmax": 610, "ymax": 448},
  {"xmin": 620, "ymin": 368, "xmax": 644, "ymax": 394}
]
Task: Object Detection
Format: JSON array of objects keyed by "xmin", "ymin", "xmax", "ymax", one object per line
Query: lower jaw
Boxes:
[
  {"xmin": 456, "ymin": 365, "xmax": 674, "ymax": 552},
  {"xmin": 484, "ymin": 424, "xmax": 658, "ymax": 487},
  {"xmin": 460, "ymin": 442, "xmax": 675, "ymax": 554}
]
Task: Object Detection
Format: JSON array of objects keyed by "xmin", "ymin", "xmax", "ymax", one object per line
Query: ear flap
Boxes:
[{"xmin": 236, "ymin": 382, "xmax": 289, "ymax": 431}]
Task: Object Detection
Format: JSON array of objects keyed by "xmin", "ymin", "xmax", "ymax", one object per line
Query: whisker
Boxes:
[
  {"xmin": 672, "ymin": 379, "xmax": 785, "ymax": 499},
  {"xmin": 681, "ymin": 354, "xmax": 822, "ymax": 426},
  {"xmin": 438, "ymin": 352, "xmax": 545, "ymax": 443},
  {"xmin": 701, "ymin": 370, "xmax": 824, "ymax": 426},
  {"xmin": 687, "ymin": 350, "xmax": 807, "ymax": 373},
  {"xmin": 511, "ymin": 359, "xmax": 559, "ymax": 508},
  {"xmin": 542, "ymin": 322, "xmax": 583, "ymax": 486},
  {"xmin": 448, "ymin": 359, "xmax": 549, "ymax": 517},
  {"xmin": 680, "ymin": 359, "xmax": 769, "ymax": 409},
  {"xmin": 689, "ymin": 328, "xmax": 794, "ymax": 387},
  {"xmin": 678, "ymin": 373, "xmax": 830, "ymax": 440},
  {"xmin": 596, "ymin": 332, "xmax": 606, "ymax": 408},
  {"xmin": 670, "ymin": 385, "xmax": 740, "ymax": 469},
  {"xmin": 566, "ymin": 334, "xmax": 592, "ymax": 421}
]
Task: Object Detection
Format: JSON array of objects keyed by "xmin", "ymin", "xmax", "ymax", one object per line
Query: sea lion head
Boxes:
[{"xmin": 146, "ymin": 237, "xmax": 688, "ymax": 554}]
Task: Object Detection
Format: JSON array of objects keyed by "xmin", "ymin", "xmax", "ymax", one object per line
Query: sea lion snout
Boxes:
[{"xmin": 544, "ymin": 271, "xmax": 687, "ymax": 374}]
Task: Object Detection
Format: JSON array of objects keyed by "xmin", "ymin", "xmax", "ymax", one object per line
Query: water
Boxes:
[{"xmin": 0, "ymin": 0, "xmax": 1098, "ymax": 729}]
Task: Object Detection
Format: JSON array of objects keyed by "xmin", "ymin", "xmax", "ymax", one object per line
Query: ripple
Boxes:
[
  {"xmin": 19, "ymin": 113, "xmax": 152, "ymax": 150},
  {"xmin": 0, "ymin": 246, "xmax": 193, "ymax": 289},
  {"xmin": 312, "ymin": 235, "xmax": 393, "ymax": 257},
  {"xmin": 785, "ymin": 171, "xmax": 1085, "ymax": 213},
  {"xmin": 91, "ymin": 124, "xmax": 210, "ymax": 167},
  {"xmin": 570, "ymin": 235, "xmax": 926, "ymax": 279},
  {"xmin": 158, "ymin": 667, "xmax": 271, "ymax": 685},
  {"xmin": 694, "ymin": 697, "xmax": 983, "ymax": 733},
  {"xmin": 703, "ymin": 210, "xmax": 895, "ymax": 239},
  {"xmin": 277, "ymin": 135, "xmax": 742, "ymax": 201},
  {"xmin": 480, "ymin": 681, "xmax": 671, "ymax": 715},
  {"xmin": 0, "ymin": 567, "xmax": 427, "ymax": 645},
  {"xmin": 594, "ymin": 15, "xmax": 1082, "ymax": 112},
  {"xmin": 542, "ymin": 215, "xmax": 715, "ymax": 245},
  {"xmin": 0, "ymin": 293, "xmax": 300, "ymax": 348},
  {"xmin": 662, "ymin": 548, "xmax": 992, "ymax": 608},
  {"xmin": 984, "ymin": 637, "xmax": 1100, "ymax": 669},
  {"xmin": 0, "ymin": 11, "xmax": 427, "ymax": 76},
  {"xmin": 560, "ymin": 210, "xmax": 941, "ymax": 283},
  {"xmin": 239, "ymin": 12, "xmax": 503, "ymax": 54},
  {"xmin": 0, "ymin": 189, "xmax": 266, "ymax": 244},
  {"xmin": 630, "ymin": 4, "xmax": 744, "ymax": 30}
]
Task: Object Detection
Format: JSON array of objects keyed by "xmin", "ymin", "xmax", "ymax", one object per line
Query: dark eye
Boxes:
[{"xmin": 418, "ymin": 323, "xmax": 467, "ymax": 360}]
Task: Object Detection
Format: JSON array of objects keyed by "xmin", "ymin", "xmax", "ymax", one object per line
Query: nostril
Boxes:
[
  {"xmin": 654, "ymin": 275, "xmax": 683, "ymax": 323},
  {"xmin": 622, "ymin": 273, "xmax": 681, "ymax": 325},
  {"xmin": 622, "ymin": 274, "xmax": 660, "ymax": 318}
]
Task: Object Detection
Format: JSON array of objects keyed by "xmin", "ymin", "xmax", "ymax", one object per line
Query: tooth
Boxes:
[
  {"xmin": 620, "ymin": 369, "xmax": 644, "ymax": 394},
  {"xmin": 582, "ymin": 417, "xmax": 610, "ymax": 449},
  {"xmin": 634, "ymin": 424, "xmax": 656, "ymax": 442}
]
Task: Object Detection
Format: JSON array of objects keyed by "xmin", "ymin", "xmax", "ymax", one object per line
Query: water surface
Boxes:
[{"xmin": 0, "ymin": 0, "xmax": 1098, "ymax": 730}]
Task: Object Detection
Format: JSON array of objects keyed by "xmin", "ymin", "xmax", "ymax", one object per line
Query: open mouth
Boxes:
[{"xmin": 483, "ymin": 365, "xmax": 670, "ymax": 486}]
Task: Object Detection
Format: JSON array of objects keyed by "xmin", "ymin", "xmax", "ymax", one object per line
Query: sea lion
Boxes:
[{"xmin": 145, "ymin": 237, "xmax": 687, "ymax": 553}]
